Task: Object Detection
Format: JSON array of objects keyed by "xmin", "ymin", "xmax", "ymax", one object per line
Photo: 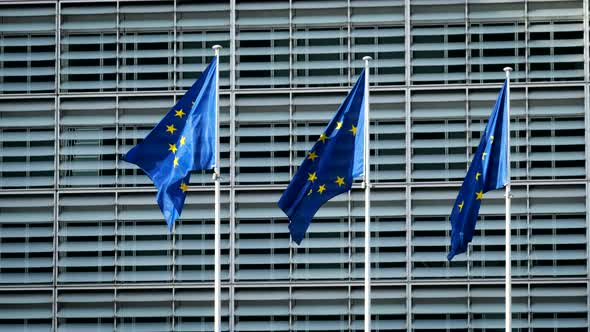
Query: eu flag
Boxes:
[
  {"xmin": 447, "ymin": 80, "xmax": 509, "ymax": 261},
  {"xmin": 123, "ymin": 58, "xmax": 218, "ymax": 230},
  {"xmin": 278, "ymin": 71, "xmax": 366, "ymax": 244}
]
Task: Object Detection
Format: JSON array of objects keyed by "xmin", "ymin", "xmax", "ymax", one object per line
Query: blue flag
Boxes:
[
  {"xmin": 278, "ymin": 71, "xmax": 366, "ymax": 244},
  {"xmin": 123, "ymin": 58, "xmax": 218, "ymax": 230},
  {"xmin": 448, "ymin": 80, "xmax": 509, "ymax": 261}
]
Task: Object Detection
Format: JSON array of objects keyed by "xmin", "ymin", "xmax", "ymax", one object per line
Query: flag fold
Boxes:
[
  {"xmin": 448, "ymin": 79, "xmax": 509, "ymax": 260},
  {"xmin": 278, "ymin": 71, "xmax": 366, "ymax": 244},
  {"xmin": 123, "ymin": 58, "xmax": 218, "ymax": 230}
]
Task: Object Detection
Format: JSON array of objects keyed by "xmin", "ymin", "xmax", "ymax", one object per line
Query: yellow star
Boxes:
[
  {"xmin": 482, "ymin": 152, "xmax": 487, "ymax": 160},
  {"xmin": 335, "ymin": 176, "xmax": 345, "ymax": 187},
  {"xmin": 458, "ymin": 200, "xmax": 464, "ymax": 212},
  {"xmin": 173, "ymin": 157, "xmax": 179, "ymax": 168},
  {"xmin": 166, "ymin": 124, "xmax": 177, "ymax": 134},
  {"xmin": 475, "ymin": 172, "xmax": 481, "ymax": 181},
  {"xmin": 180, "ymin": 182, "xmax": 188, "ymax": 193},
  {"xmin": 180, "ymin": 136, "xmax": 186, "ymax": 146},
  {"xmin": 490, "ymin": 135, "xmax": 494, "ymax": 142},
  {"xmin": 307, "ymin": 172, "xmax": 317, "ymax": 182},
  {"xmin": 307, "ymin": 151, "xmax": 318, "ymax": 161},
  {"xmin": 168, "ymin": 143, "xmax": 178, "ymax": 154},
  {"xmin": 175, "ymin": 109, "xmax": 185, "ymax": 118},
  {"xmin": 336, "ymin": 121, "xmax": 342, "ymax": 129},
  {"xmin": 317, "ymin": 184, "xmax": 326, "ymax": 194},
  {"xmin": 349, "ymin": 124, "xmax": 357, "ymax": 136},
  {"xmin": 476, "ymin": 190, "xmax": 484, "ymax": 200},
  {"xmin": 307, "ymin": 188, "xmax": 313, "ymax": 196},
  {"xmin": 318, "ymin": 133, "xmax": 328, "ymax": 143}
]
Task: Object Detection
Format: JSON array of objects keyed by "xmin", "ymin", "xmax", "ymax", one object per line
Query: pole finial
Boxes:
[
  {"xmin": 212, "ymin": 45, "xmax": 222, "ymax": 56},
  {"xmin": 362, "ymin": 56, "xmax": 372, "ymax": 62},
  {"xmin": 503, "ymin": 67, "xmax": 513, "ymax": 73}
]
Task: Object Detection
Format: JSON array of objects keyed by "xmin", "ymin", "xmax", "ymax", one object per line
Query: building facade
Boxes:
[{"xmin": 0, "ymin": 0, "xmax": 588, "ymax": 331}]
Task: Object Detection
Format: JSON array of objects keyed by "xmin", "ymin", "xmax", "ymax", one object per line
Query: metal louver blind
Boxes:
[
  {"xmin": 175, "ymin": 191, "xmax": 231, "ymax": 282},
  {"xmin": 235, "ymin": 190, "xmax": 289, "ymax": 281},
  {"xmin": 59, "ymin": 97, "xmax": 116, "ymax": 188},
  {"xmin": 0, "ymin": 194, "xmax": 53, "ymax": 284},
  {"xmin": 411, "ymin": 90, "xmax": 466, "ymax": 181},
  {"xmin": 0, "ymin": 291, "xmax": 52, "ymax": 331},
  {"xmin": 58, "ymin": 193, "xmax": 115, "ymax": 283},
  {"xmin": 177, "ymin": 1, "xmax": 230, "ymax": 89},
  {"xmin": 0, "ymin": 4, "xmax": 56, "ymax": 94},
  {"xmin": 0, "ymin": 98, "xmax": 55, "ymax": 189},
  {"xmin": 235, "ymin": 94, "xmax": 289, "ymax": 185},
  {"xmin": 351, "ymin": 0, "xmax": 405, "ymax": 86},
  {"xmin": 60, "ymin": 3, "xmax": 117, "ymax": 92},
  {"xmin": 351, "ymin": 189, "xmax": 406, "ymax": 279},
  {"xmin": 57, "ymin": 290, "xmax": 115, "ymax": 331},
  {"xmin": 236, "ymin": 1, "xmax": 289, "ymax": 88},
  {"xmin": 234, "ymin": 287, "xmax": 289, "ymax": 331}
]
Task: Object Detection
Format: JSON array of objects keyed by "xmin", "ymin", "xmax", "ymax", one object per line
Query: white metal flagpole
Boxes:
[
  {"xmin": 362, "ymin": 55, "xmax": 372, "ymax": 332},
  {"xmin": 212, "ymin": 44, "xmax": 222, "ymax": 332},
  {"xmin": 503, "ymin": 66, "xmax": 513, "ymax": 332}
]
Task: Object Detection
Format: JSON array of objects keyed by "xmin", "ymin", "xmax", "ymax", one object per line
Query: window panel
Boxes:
[
  {"xmin": 59, "ymin": 97, "xmax": 117, "ymax": 187},
  {"xmin": 292, "ymin": 287, "xmax": 349, "ymax": 331},
  {"xmin": 293, "ymin": 27, "xmax": 348, "ymax": 87},
  {"xmin": 371, "ymin": 91, "xmax": 405, "ymax": 182},
  {"xmin": 117, "ymin": 193, "xmax": 174, "ymax": 283},
  {"xmin": 350, "ymin": 0, "xmax": 404, "ymax": 25},
  {"xmin": 412, "ymin": 285, "xmax": 468, "ymax": 331},
  {"xmin": 468, "ymin": 22, "xmax": 526, "ymax": 83},
  {"xmin": 0, "ymin": 290, "xmax": 52, "ymax": 331},
  {"xmin": 0, "ymin": 194, "xmax": 53, "ymax": 284},
  {"xmin": 411, "ymin": 90, "xmax": 466, "ymax": 181},
  {"xmin": 411, "ymin": 24, "xmax": 466, "ymax": 84},
  {"xmin": 0, "ymin": 98, "xmax": 55, "ymax": 189},
  {"xmin": 175, "ymin": 191, "xmax": 231, "ymax": 282},
  {"xmin": 58, "ymin": 193, "xmax": 115, "ymax": 283},
  {"xmin": 351, "ymin": 26, "xmax": 405, "ymax": 86},
  {"xmin": 235, "ymin": 93, "xmax": 289, "ymax": 185},
  {"xmin": 528, "ymin": 86, "xmax": 585, "ymax": 179},
  {"xmin": 530, "ymin": 283, "xmax": 588, "ymax": 329},
  {"xmin": 236, "ymin": 1, "xmax": 289, "ymax": 88},
  {"xmin": 234, "ymin": 287, "xmax": 289, "ymax": 331},
  {"xmin": 529, "ymin": 21, "xmax": 584, "ymax": 82},
  {"xmin": 351, "ymin": 188, "xmax": 406, "ymax": 280},
  {"xmin": 0, "ymin": 4, "xmax": 56, "ymax": 93},
  {"xmin": 529, "ymin": 184, "xmax": 587, "ymax": 277},
  {"xmin": 175, "ymin": 288, "xmax": 230, "ymax": 332},
  {"xmin": 60, "ymin": 3, "xmax": 116, "ymax": 92},
  {"xmin": 57, "ymin": 290, "xmax": 115, "ymax": 331},
  {"xmin": 351, "ymin": 286, "xmax": 406, "ymax": 331},
  {"xmin": 116, "ymin": 289, "xmax": 173, "ymax": 331},
  {"xmin": 176, "ymin": 0, "xmax": 230, "ymax": 89}
]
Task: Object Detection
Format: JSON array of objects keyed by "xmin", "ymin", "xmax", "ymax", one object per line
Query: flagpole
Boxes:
[
  {"xmin": 212, "ymin": 44, "xmax": 222, "ymax": 332},
  {"xmin": 362, "ymin": 55, "xmax": 372, "ymax": 332},
  {"xmin": 503, "ymin": 66, "xmax": 513, "ymax": 332}
]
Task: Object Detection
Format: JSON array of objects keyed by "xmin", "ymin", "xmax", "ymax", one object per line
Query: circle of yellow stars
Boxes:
[{"xmin": 304, "ymin": 119, "xmax": 358, "ymax": 198}]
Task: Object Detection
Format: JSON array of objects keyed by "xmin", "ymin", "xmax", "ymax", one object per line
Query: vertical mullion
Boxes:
[
  {"xmin": 464, "ymin": 0, "xmax": 468, "ymax": 84},
  {"xmin": 116, "ymin": 0, "xmax": 120, "ymax": 91},
  {"xmin": 53, "ymin": 2, "xmax": 60, "ymax": 330},
  {"xmin": 229, "ymin": 2, "xmax": 237, "ymax": 331},
  {"xmin": 347, "ymin": 0, "xmax": 351, "ymax": 85},
  {"xmin": 528, "ymin": 1, "xmax": 530, "ymax": 84},
  {"xmin": 173, "ymin": 0, "xmax": 177, "ymax": 91}
]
